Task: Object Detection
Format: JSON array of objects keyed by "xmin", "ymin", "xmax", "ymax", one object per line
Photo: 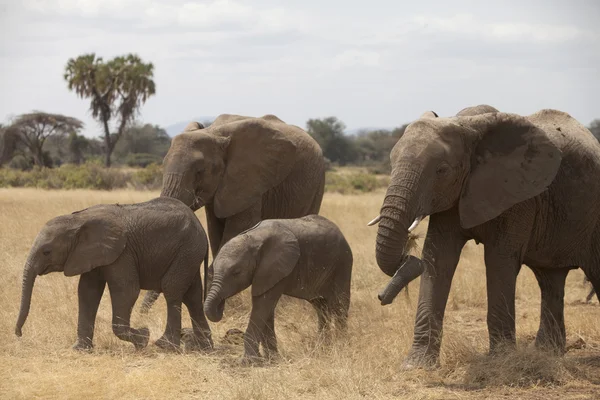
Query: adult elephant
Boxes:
[
  {"xmin": 370, "ymin": 107, "xmax": 600, "ymax": 367},
  {"xmin": 141, "ymin": 114, "xmax": 326, "ymax": 312}
]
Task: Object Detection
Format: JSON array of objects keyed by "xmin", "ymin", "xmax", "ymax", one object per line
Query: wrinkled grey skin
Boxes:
[
  {"xmin": 378, "ymin": 256, "xmax": 424, "ymax": 305},
  {"xmin": 15, "ymin": 197, "xmax": 213, "ymax": 352},
  {"xmin": 204, "ymin": 215, "xmax": 353, "ymax": 362},
  {"xmin": 372, "ymin": 107, "xmax": 600, "ymax": 368},
  {"xmin": 143, "ymin": 114, "xmax": 325, "ymax": 312}
]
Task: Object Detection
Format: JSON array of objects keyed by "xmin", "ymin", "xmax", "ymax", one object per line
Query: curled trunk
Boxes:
[
  {"xmin": 204, "ymin": 279, "xmax": 225, "ymax": 323},
  {"xmin": 15, "ymin": 264, "xmax": 36, "ymax": 337},
  {"xmin": 378, "ymin": 255, "xmax": 424, "ymax": 305},
  {"xmin": 375, "ymin": 165, "xmax": 423, "ymax": 276}
]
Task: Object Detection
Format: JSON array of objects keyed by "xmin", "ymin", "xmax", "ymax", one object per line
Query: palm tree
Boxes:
[{"xmin": 64, "ymin": 53, "xmax": 156, "ymax": 167}]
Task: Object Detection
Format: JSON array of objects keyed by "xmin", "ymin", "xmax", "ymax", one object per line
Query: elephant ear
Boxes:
[
  {"xmin": 184, "ymin": 121, "xmax": 204, "ymax": 131},
  {"xmin": 64, "ymin": 216, "xmax": 127, "ymax": 277},
  {"xmin": 459, "ymin": 114, "xmax": 562, "ymax": 229},
  {"xmin": 252, "ymin": 225, "xmax": 300, "ymax": 297},
  {"xmin": 213, "ymin": 119, "xmax": 297, "ymax": 219}
]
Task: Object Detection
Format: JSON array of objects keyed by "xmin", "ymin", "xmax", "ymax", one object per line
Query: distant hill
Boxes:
[{"xmin": 165, "ymin": 117, "xmax": 215, "ymax": 137}]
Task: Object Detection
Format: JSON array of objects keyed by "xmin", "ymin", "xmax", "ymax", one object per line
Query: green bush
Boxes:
[
  {"xmin": 131, "ymin": 163, "xmax": 163, "ymax": 190},
  {"xmin": 325, "ymin": 170, "xmax": 389, "ymax": 194},
  {"xmin": 125, "ymin": 153, "xmax": 163, "ymax": 168},
  {"xmin": 0, "ymin": 163, "xmax": 390, "ymax": 194},
  {"xmin": 0, "ymin": 162, "xmax": 128, "ymax": 190}
]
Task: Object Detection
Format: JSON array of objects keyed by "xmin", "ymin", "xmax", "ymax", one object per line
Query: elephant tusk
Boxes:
[
  {"xmin": 408, "ymin": 215, "xmax": 424, "ymax": 232},
  {"xmin": 367, "ymin": 215, "xmax": 382, "ymax": 226}
]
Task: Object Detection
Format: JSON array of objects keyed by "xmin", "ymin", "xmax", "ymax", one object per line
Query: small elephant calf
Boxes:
[
  {"xmin": 204, "ymin": 214, "xmax": 353, "ymax": 361},
  {"xmin": 15, "ymin": 197, "xmax": 213, "ymax": 351}
]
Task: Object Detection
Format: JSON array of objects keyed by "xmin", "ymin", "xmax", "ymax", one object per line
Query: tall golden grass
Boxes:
[{"xmin": 1, "ymin": 188, "xmax": 598, "ymax": 399}]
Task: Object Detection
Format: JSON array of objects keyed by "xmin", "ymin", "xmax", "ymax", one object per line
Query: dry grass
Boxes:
[{"xmin": 1, "ymin": 188, "xmax": 599, "ymax": 399}]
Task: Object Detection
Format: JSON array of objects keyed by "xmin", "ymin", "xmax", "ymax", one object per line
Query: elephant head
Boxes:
[
  {"xmin": 15, "ymin": 208, "xmax": 126, "ymax": 336},
  {"xmin": 204, "ymin": 223, "xmax": 300, "ymax": 322},
  {"xmin": 160, "ymin": 118, "xmax": 297, "ymax": 217},
  {"xmin": 371, "ymin": 112, "xmax": 562, "ymax": 277}
]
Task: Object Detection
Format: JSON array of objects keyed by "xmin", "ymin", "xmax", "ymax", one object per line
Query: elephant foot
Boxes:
[
  {"xmin": 181, "ymin": 327, "xmax": 214, "ymax": 351},
  {"xmin": 534, "ymin": 336, "xmax": 566, "ymax": 356},
  {"xmin": 72, "ymin": 339, "xmax": 93, "ymax": 352},
  {"xmin": 401, "ymin": 349, "xmax": 440, "ymax": 370},
  {"xmin": 239, "ymin": 355, "xmax": 264, "ymax": 367},
  {"xmin": 155, "ymin": 336, "xmax": 181, "ymax": 352},
  {"xmin": 133, "ymin": 327, "xmax": 150, "ymax": 350}
]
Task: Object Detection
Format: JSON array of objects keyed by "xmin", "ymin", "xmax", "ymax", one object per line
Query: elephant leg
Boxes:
[
  {"xmin": 219, "ymin": 203, "xmax": 262, "ymax": 253},
  {"xmin": 484, "ymin": 248, "xmax": 520, "ymax": 353},
  {"xmin": 331, "ymin": 293, "xmax": 350, "ymax": 335},
  {"xmin": 183, "ymin": 271, "xmax": 213, "ymax": 351},
  {"xmin": 404, "ymin": 209, "xmax": 467, "ymax": 368},
  {"xmin": 261, "ymin": 311, "xmax": 278, "ymax": 359},
  {"xmin": 310, "ymin": 297, "xmax": 332, "ymax": 335},
  {"xmin": 73, "ymin": 270, "xmax": 106, "ymax": 351},
  {"xmin": 139, "ymin": 290, "xmax": 161, "ymax": 315},
  {"xmin": 205, "ymin": 204, "xmax": 225, "ymax": 259},
  {"xmin": 531, "ymin": 267, "xmax": 569, "ymax": 353},
  {"xmin": 244, "ymin": 290, "xmax": 281, "ymax": 361},
  {"xmin": 482, "ymin": 202, "xmax": 533, "ymax": 354},
  {"xmin": 155, "ymin": 296, "xmax": 182, "ymax": 351},
  {"xmin": 107, "ymin": 277, "xmax": 149, "ymax": 350},
  {"xmin": 330, "ymin": 265, "xmax": 352, "ymax": 334}
]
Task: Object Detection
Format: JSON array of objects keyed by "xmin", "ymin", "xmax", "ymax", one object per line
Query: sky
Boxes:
[{"xmin": 1, "ymin": 0, "xmax": 599, "ymax": 137}]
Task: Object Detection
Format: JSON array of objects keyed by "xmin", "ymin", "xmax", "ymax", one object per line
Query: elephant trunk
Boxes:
[
  {"xmin": 378, "ymin": 256, "xmax": 424, "ymax": 305},
  {"xmin": 15, "ymin": 262, "xmax": 37, "ymax": 337},
  {"xmin": 375, "ymin": 165, "xmax": 424, "ymax": 277},
  {"xmin": 204, "ymin": 277, "xmax": 225, "ymax": 323},
  {"xmin": 161, "ymin": 172, "xmax": 199, "ymax": 209}
]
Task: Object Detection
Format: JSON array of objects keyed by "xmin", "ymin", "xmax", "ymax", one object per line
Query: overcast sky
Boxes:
[{"xmin": 1, "ymin": 0, "xmax": 599, "ymax": 137}]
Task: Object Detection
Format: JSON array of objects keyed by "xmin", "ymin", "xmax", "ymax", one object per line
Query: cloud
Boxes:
[
  {"xmin": 1, "ymin": 1, "xmax": 599, "ymax": 133},
  {"xmin": 330, "ymin": 50, "xmax": 381, "ymax": 71},
  {"xmin": 412, "ymin": 13, "xmax": 589, "ymax": 43},
  {"xmin": 22, "ymin": 0, "xmax": 298, "ymax": 33}
]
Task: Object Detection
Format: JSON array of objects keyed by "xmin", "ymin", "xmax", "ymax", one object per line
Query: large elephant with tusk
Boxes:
[{"xmin": 369, "ymin": 105, "xmax": 600, "ymax": 368}]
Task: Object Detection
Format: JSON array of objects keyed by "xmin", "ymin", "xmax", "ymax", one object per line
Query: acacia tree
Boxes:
[
  {"xmin": 0, "ymin": 124, "xmax": 21, "ymax": 166},
  {"xmin": 8, "ymin": 112, "xmax": 83, "ymax": 166},
  {"xmin": 64, "ymin": 53, "xmax": 156, "ymax": 167},
  {"xmin": 306, "ymin": 116, "xmax": 357, "ymax": 165}
]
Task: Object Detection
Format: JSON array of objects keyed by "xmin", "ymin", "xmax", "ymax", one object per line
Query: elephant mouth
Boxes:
[
  {"xmin": 39, "ymin": 264, "xmax": 56, "ymax": 275},
  {"xmin": 215, "ymin": 300, "xmax": 225, "ymax": 321},
  {"xmin": 191, "ymin": 191, "xmax": 206, "ymax": 211}
]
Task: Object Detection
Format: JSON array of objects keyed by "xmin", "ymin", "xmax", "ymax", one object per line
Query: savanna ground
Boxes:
[{"xmin": 1, "ymin": 188, "xmax": 599, "ymax": 399}]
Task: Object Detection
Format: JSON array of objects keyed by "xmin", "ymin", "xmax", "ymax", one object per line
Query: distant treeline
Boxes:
[{"xmin": 2, "ymin": 112, "xmax": 599, "ymax": 176}]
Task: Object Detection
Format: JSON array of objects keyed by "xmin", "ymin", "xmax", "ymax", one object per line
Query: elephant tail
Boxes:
[{"xmin": 203, "ymin": 250, "xmax": 209, "ymax": 302}]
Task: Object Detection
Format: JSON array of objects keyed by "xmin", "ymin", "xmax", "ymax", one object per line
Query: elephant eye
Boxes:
[
  {"xmin": 436, "ymin": 164, "xmax": 450, "ymax": 175},
  {"xmin": 42, "ymin": 249, "xmax": 51, "ymax": 256}
]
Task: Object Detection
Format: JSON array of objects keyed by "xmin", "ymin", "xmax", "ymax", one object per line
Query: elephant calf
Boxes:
[
  {"xmin": 204, "ymin": 215, "xmax": 353, "ymax": 362},
  {"xmin": 15, "ymin": 197, "xmax": 213, "ymax": 352}
]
